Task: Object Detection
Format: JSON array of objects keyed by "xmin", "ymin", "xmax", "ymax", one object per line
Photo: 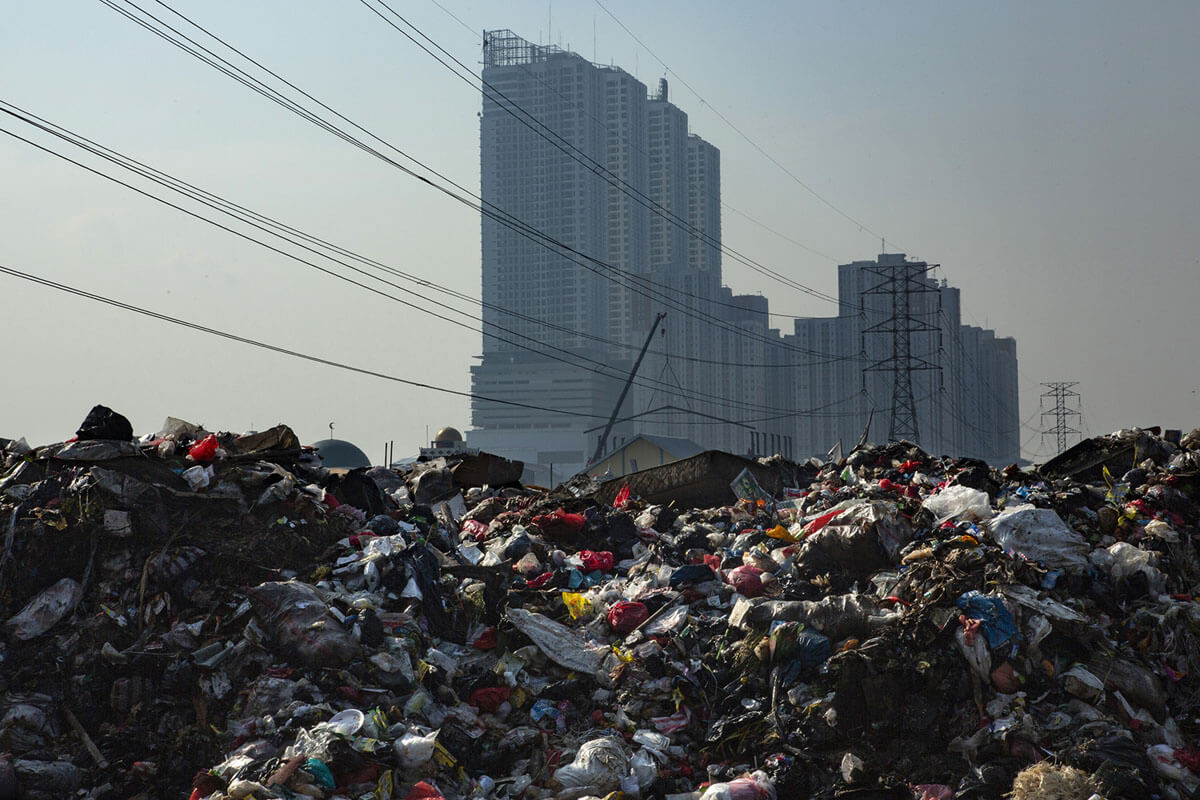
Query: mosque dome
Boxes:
[
  {"xmin": 433, "ymin": 427, "xmax": 464, "ymax": 446},
  {"xmin": 311, "ymin": 439, "xmax": 371, "ymax": 469}
]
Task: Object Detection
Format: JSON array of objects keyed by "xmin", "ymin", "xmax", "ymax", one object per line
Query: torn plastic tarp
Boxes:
[
  {"xmin": 248, "ymin": 581, "xmax": 359, "ymax": 668},
  {"xmin": 985, "ymin": 505, "xmax": 1091, "ymax": 572},
  {"xmin": 507, "ymin": 607, "xmax": 608, "ymax": 677},
  {"xmin": 729, "ymin": 594, "xmax": 896, "ymax": 640},
  {"xmin": 793, "ymin": 500, "xmax": 913, "ymax": 573},
  {"xmin": 5, "ymin": 578, "xmax": 83, "ymax": 640}
]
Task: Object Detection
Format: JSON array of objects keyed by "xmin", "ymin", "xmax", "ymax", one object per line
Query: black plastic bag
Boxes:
[{"xmin": 75, "ymin": 404, "xmax": 133, "ymax": 441}]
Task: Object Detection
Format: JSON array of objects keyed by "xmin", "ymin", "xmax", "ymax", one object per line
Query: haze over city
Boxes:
[{"xmin": 3, "ymin": 1, "xmax": 1197, "ymax": 460}]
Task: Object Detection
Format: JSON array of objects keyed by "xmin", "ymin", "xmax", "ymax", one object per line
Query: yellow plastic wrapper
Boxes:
[
  {"xmin": 765, "ymin": 524, "xmax": 797, "ymax": 542},
  {"xmin": 562, "ymin": 591, "xmax": 594, "ymax": 620},
  {"xmin": 373, "ymin": 770, "xmax": 392, "ymax": 800}
]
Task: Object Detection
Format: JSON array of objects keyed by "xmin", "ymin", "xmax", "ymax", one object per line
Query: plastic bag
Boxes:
[
  {"xmin": 724, "ymin": 564, "xmax": 765, "ymax": 597},
  {"xmin": 1103, "ymin": 542, "xmax": 1166, "ymax": 594},
  {"xmin": 607, "ymin": 601, "xmax": 650, "ymax": 633},
  {"xmin": 629, "ymin": 748, "xmax": 657, "ymax": 791},
  {"xmin": 182, "ymin": 464, "xmax": 214, "ymax": 491},
  {"xmin": 986, "ymin": 506, "xmax": 1091, "ymax": 572},
  {"xmin": 188, "ymin": 434, "xmax": 220, "ymax": 464},
  {"xmin": 580, "ymin": 550, "xmax": 615, "ymax": 571},
  {"xmin": 247, "ymin": 581, "xmax": 358, "ymax": 667},
  {"xmin": 561, "ymin": 591, "xmax": 595, "ymax": 620},
  {"xmin": 395, "ymin": 729, "xmax": 439, "ymax": 769},
  {"xmin": 5, "ymin": 578, "xmax": 83, "ymax": 640},
  {"xmin": 531, "ymin": 508, "xmax": 586, "ymax": 538},
  {"xmin": 75, "ymin": 404, "xmax": 133, "ymax": 441},
  {"xmin": 956, "ymin": 591, "xmax": 1019, "ymax": 648},
  {"xmin": 923, "ymin": 485, "xmax": 993, "ymax": 524},
  {"xmin": 701, "ymin": 770, "xmax": 776, "ymax": 800},
  {"xmin": 553, "ymin": 736, "xmax": 628, "ymax": 792},
  {"xmin": 467, "ymin": 686, "xmax": 511, "ymax": 714},
  {"xmin": 507, "ymin": 607, "xmax": 607, "ymax": 675}
]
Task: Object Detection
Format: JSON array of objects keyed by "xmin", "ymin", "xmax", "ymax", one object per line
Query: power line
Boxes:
[
  {"xmin": 356, "ymin": 0, "xmax": 851, "ymax": 311},
  {"xmin": 593, "ymin": 0, "xmax": 896, "ymax": 251},
  {"xmin": 0, "ymin": 100, "xmax": 827, "ymax": 374},
  {"xmin": 0, "ymin": 110, "xmax": 834, "ymax": 419},
  {"xmin": 0, "ymin": 263, "xmax": 603, "ymax": 421},
  {"xmin": 0, "ymin": 261, "xmax": 870, "ymax": 430},
  {"xmin": 99, "ymin": 0, "xmax": 866, "ymax": 365},
  {"xmin": 420, "ymin": 0, "xmax": 843, "ymax": 280}
]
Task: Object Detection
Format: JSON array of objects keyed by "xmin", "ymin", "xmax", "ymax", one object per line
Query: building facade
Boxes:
[{"xmin": 468, "ymin": 31, "xmax": 1019, "ymax": 479}]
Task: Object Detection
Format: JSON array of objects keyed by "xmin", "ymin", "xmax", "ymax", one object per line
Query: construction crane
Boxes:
[{"xmin": 589, "ymin": 312, "xmax": 667, "ymax": 465}]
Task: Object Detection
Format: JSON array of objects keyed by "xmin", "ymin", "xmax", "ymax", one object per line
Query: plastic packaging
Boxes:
[
  {"xmin": 607, "ymin": 600, "xmax": 650, "ymax": 633},
  {"xmin": 553, "ymin": 736, "xmax": 629, "ymax": 793},
  {"xmin": 247, "ymin": 581, "xmax": 359, "ymax": 667},
  {"xmin": 700, "ymin": 770, "xmax": 776, "ymax": 800},
  {"xmin": 922, "ymin": 485, "xmax": 993, "ymax": 524},
  {"xmin": 182, "ymin": 464, "xmax": 214, "ymax": 491},
  {"xmin": 4, "ymin": 578, "xmax": 83, "ymax": 640},
  {"xmin": 985, "ymin": 506, "xmax": 1091, "ymax": 572},
  {"xmin": 395, "ymin": 729, "xmax": 439, "ymax": 768},
  {"xmin": 188, "ymin": 433, "xmax": 220, "ymax": 464}
]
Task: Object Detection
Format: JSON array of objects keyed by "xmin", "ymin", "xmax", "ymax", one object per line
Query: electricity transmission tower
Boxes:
[
  {"xmin": 1040, "ymin": 381, "xmax": 1082, "ymax": 454},
  {"xmin": 861, "ymin": 258, "xmax": 942, "ymax": 442}
]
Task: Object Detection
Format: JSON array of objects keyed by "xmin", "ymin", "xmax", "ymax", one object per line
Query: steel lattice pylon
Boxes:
[
  {"xmin": 1040, "ymin": 381, "xmax": 1082, "ymax": 454},
  {"xmin": 861, "ymin": 257, "xmax": 942, "ymax": 442}
]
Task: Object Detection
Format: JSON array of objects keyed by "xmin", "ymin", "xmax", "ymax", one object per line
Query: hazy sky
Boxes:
[{"xmin": 2, "ymin": 1, "xmax": 1197, "ymax": 462}]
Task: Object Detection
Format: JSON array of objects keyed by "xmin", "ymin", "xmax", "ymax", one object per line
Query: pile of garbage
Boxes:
[{"xmin": 2, "ymin": 406, "xmax": 1200, "ymax": 800}]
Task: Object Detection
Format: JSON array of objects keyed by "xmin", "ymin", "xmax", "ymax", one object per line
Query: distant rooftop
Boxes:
[
  {"xmin": 311, "ymin": 438, "xmax": 371, "ymax": 469},
  {"xmin": 482, "ymin": 28, "xmax": 624, "ymax": 73}
]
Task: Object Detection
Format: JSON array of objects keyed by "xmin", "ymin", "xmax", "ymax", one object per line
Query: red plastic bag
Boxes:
[
  {"xmin": 613, "ymin": 483, "xmax": 631, "ymax": 508},
  {"xmin": 801, "ymin": 508, "xmax": 842, "ymax": 536},
  {"xmin": 467, "ymin": 686, "xmax": 511, "ymax": 713},
  {"xmin": 525, "ymin": 572, "xmax": 555, "ymax": 589},
  {"xmin": 472, "ymin": 626, "xmax": 497, "ymax": 650},
  {"xmin": 461, "ymin": 519, "xmax": 488, "ymax": 540},
  {"xmin": 607, "ymin": 601, "xmax": 650, "ymax": 633},
  {"xmin": 580, "ymin": 550, "xmax": 614, "ymax": 572},
  {"xmin": 188, "ymin": 434, "xmax": 220, "ymax": 464},
  {"xmin": 405, "ymin": 782, "xmax": 445, "ymax": 800},
  {"xmin": 532, "ymin": 508, "xmax": 586, "ymax": 538},
  {"xmin": 724, "ymin": 565, "xmax": 765, "ymax": 598}
]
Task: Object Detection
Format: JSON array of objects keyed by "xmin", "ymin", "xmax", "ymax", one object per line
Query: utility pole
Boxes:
[
  {"xmin": 1040, "ymin": 381, "xmax": 1082, "ymax": 454},
  {"xmin": 861, "ymin": 257, "xmax": 942, "ymax": 443},
  {"xmin": 590, "ymin": 312, "xmax": 667, "ymax": 465}
]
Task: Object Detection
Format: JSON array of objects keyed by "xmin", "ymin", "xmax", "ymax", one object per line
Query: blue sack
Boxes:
[{"xmin": 956, "ymin": 590, "xmax": 1019, "ymax": 649}]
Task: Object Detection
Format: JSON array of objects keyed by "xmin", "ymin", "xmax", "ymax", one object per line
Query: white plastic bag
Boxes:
[
  {"xmin": 700, "ymin": 770, "xmax": 776, "ymax": 800},
  {"xmin": 395, "ymin": 728, "xmax": 439, "ymax": 768},
  {"xmin": 553, "ymin": 736, "xmax": 629, "ymax": 792},
  {"xmin": 5, "ymin": 578, "xmax": 83, "ymax": 640},
  {"xmin": 985, "ymin": 506, "xmax": 1091, "ymax": 572},
  {"xmin": 922, "ymin": 485, "xmax": 993, "ymax": 524},
  {"xmin": 1104, "ymin": 542, "xmax": 1166, "ymax": 593}
]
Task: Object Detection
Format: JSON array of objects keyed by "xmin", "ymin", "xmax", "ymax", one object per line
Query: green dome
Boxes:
[{"xmin": 311, "ymin": 439, "xmax": 371, "ymax": 469}]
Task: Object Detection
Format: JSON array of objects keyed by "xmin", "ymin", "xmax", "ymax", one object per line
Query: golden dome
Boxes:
[{"xmin": 434, "ymin": 426, "xmax": 464, "ymax": 444}]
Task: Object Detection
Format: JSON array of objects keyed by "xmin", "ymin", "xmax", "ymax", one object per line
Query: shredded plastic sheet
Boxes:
[
  {"xmin": 986, "ymin": 505, "xmax": 1092, "ymax": 572},
  {"xmin": 506, "ymin": 607, "xmax": 607, "ymax": 676}
]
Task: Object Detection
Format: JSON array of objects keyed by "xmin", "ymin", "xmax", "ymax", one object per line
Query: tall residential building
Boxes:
[
  {"xmin": 469, "ymin": 31, "xmax": 739, "ymax": 479},
  {"xmin": 468, "ymin": 31, "xmax": 1021, "ymax": 478}
]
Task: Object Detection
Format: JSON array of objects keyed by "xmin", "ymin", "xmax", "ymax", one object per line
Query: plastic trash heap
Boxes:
[{"xmin": 1, "ymin": 413, "xmax": 1199, "ymax": 799}]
